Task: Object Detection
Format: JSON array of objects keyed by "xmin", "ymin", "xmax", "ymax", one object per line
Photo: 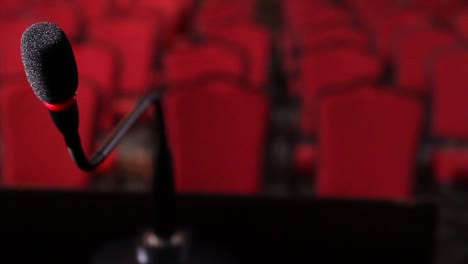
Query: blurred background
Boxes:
[{"xmin": 1, "ymin": 0, "xmax": 468, "ymax": 262}]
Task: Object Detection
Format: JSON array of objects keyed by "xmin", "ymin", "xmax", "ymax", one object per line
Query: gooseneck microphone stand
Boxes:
[{"xmin": 63, "ymin": 89, "xmax": 184, "ymax": 264}]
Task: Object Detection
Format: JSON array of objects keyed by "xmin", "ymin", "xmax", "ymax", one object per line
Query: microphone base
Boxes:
[{"xmin": 90, "ymin": 230, "xmax": 239, "ymax": 264}]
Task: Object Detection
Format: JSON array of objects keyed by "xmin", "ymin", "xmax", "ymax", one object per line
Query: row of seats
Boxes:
[
  {"xmin": 1, "ymin": 0, "xmax": 467, "ymax": 201},
  {"xmin": 283, "ymin": 0, "xmax": 468, "ymax": 196}
]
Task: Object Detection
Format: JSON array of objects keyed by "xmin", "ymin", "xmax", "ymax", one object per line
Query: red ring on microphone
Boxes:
[{"xmin": 43, "ymin": 96, "xmax": 76, "ymax": 111}]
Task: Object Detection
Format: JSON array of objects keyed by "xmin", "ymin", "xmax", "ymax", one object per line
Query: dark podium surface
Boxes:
[{"xmin": 0, "ymin": 188, "xmax": 437, "ymax": 264}]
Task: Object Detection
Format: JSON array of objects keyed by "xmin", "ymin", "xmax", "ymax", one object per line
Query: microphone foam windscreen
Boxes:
[{"xmin": 21, "ymin": 22, "xmax": 78, "ymax": 104}]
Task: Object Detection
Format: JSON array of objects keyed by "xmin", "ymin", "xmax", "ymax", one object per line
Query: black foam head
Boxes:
[{"xmin": 21, "ymin": 22, "xmax": 78, "ymax": 104}]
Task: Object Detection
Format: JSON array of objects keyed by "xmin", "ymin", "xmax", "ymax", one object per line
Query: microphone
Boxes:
[
  {"xmin": 21, "ymin": 22, "xmax": 81, "ymax": 150},
  {"xmin": 21, "ymin": 22, "xmax": 161, "ymax": 172}
]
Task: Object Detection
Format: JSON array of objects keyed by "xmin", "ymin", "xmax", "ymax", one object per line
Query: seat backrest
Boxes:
[
  {"xmin": 0, "ymin": 77, "xmax": 98, "ymax": 188},
  {"xmin": 73, "ymin": 43, "xmax": 117, "ymax": 101},
  {"xmin": 129, "ymin": 0, "xmax": 187, "ymax": 45},
  {"xmin": 317, "ymin": 87, "xmax": 423, "ymax": 200},
  {"xmin": 202, "ymin": 23, "xmax": 272, "ymax": 89},
  {"xmin": 302, "ymin": 25, "xmax": 370, "ymax": 51},
  {"xmin": 163, "ymin": 40, "xmax": 247, "ymax": 86},
  {"xmin": 73, "ymin": 43, "xmax": 118, "ymax": 130},
  {"xmin": 163, "ymin": 80, "xmax": 270, "ymax": 194},
  {"xmin": 195, "ymin": 0, "xmax": 255, "ymax": 29},
  {"xmin": 76, "ymin": 0, "xmax": 111, "ymax": 26},
  {"xmin": 300, "ymin": 46, "xmax": 382, "ymax": 98},
  {"xmin": 346, "ymin": 0, "xmax": 400, "ymax": 29},
  {"xmin": 372, "ymin": 9, "xmax": 429, "ymax": 60},
  {"xmin": 395, "ymin": 28, "xmax": 457, "ymax": 95},
  {"xmin": 430, "ymin": 47, "xmax": 468, "ymax": 140},
  {"xmin": 89, "ymin": 17, "xmax": 160, "ymax": 95},
  {"xmin": 285, "ymin": 4, "xmax": 353, "ymax": 33},
  {"xmin": 297, "ymin": 46, "xmax": 381, "ymax": 135}
]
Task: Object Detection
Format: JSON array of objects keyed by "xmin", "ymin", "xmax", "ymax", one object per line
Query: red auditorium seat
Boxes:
[
  {"xmin": 372, "ymin": 9, "xmax": 429, "ymax": 61},
  {"xmin": 431, "ymin": 48, "xmax": 468, "ymax": 141},
  {"xmin": 285, "ymin": 4, "xmax": 353, "ymax": 34},
  {"xmin": 130, "ymin": 0, "xmax": 188, "ymax": 45},
  {"xmin": 73, "ymin": 43, "xmax": 118, "ymax": 131},
  {"xmin": 30, "ymin": 2, "xmax": 83, "ymax": 41},
  {"xmin": 317, "ymin": 87, "xmax": 423, "ymax": 200},
  {"xmin": 163, "ymin": 80, "xmax": 270, "ymax": 194},
  {"xmin": 89, "ymin": 17, "xmax": 160, "ymax": 114},
  {"xmin": 76, "ymin": 0, "xmax": 111, "ymax": 26},
  {"xmin": 394, "ymin": 28, "xmax": 457, "ymax": 95},
  {"xmin": 163, "ymin": 40, "xmax": 247, "ymax": 85},
  {"xmin": 430, "ymin": 48, "xmax": 468, "ymax": 184},
  {"xmin": 111, "ymin": 0, "xmax": 137, "ymax": 15},
  {"xmin": 282, "ymin": 25, "xmax": 371, "ymax": 84},
  {"xmin": 195, "ymin": 0, "xmax": 256, "ymax": 29},
  {"xmin": 345, "ymin": 0, "xmax": 400, "ymax": 29},
  {"xmin": 292, "ymin": 46, "xmax": 382, "ymax": 175},
  {"xmin": 202, "ymin": 23, "xmax": 272, "ymax": 89},
  {"xmin": 301, "ymin": 26, "xmax": 370, "ymax": 50},
  {"xmin": 0, "ymin": 77, "xmax": 98, "ymax": 188},
  {"xmin": 299, "ymin": 46, "xmax": 382, "ymax": 112}
]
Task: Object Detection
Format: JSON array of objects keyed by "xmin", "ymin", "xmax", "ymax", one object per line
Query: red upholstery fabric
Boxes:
[
  {"xmin": 111, "ymin": 0, "xmax": 136, "ymax": 14},
  {"xmin": 89, "ymin": 18, "xmax": 160, "ymax": 96},
  {"xmin": 300, "ymin": 47, "xmax": 381, "ymax": 98},
  {"xmin": 163, "ymin": 80, "xmax": 269, "ymax": 194},
  {"xmin": 0, "ymin": 0, "xmax": 26, "ymax": 17},
  {"xmin": 346, "ymin": 0, "xmax": 400, "ymax": 29},
  {"xmin": 372, "ymin": 9, "xmax": 429, "ymax": 60},
  {"xmin": 73, "ymin": 43, "xmax": 118, "ymax": 130},
  {"xmin": 30, "ymin": 2, "xmax": 83, "ymax": 41},
  {"xmin": 163, "ymin": 41, "xmax": 246, "ymax": 85},
  {"xmin": 317, "ymin": 87, "xmax": 423, "ymax": 200},
  {"xmin": 285, "ymin": 4, "xmax": 353, "ymax": 33},
  {"xmin": 77, "ymin": 0, "xmax": 111, "ymax": 25},
  {"xmin": 454, "ymin": 10, "xmax": 468, "ymax": 41},
  {"xmin": 432, "ymin": 149, "xmax": 468, "ymax": 185},
  {"xmin": 74, "ymin": 43, "xmax": 117, "ymax": 101},
  {"xmin": 0, "ymin": 77, "xmax": 98, "ymax": 188},
  {"xmin": 130, "ymin": 0, "xmax": 187, "ymax": 45},
  {"xmin": 395, "ymin": 29, "xmax": 457, "ymax": 94},
  {"xmin": 431, "ymin": 48, "xmax": 468, "ymax": 140},
  {"xmin": 195, "ymin": 0, "xmax": 255, "ymax": 29},
  {"xmin": 430, "ymin": 48, "xmax": 468, "ymax": 184},
  {"xmin": 302, "ymin": 26, "xmax": 370, "ymax": 50},
  {"xmin": 407, "ymin": 0, "xmax": 464, "ymax": 20},
  {"xmin": 0, "ymin": 18, "xmax": 38, "ymax": 78},
  {"xmin": 283, "ymin": 25, "xmax": 370, "ymax": 87},
  {"xmin": 203, "ymin": 23, "xmax": 271, "ymax": 89},
  {"xmin": 298, "ymin": 47, "xmax": 381, "ymax": 135}
]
